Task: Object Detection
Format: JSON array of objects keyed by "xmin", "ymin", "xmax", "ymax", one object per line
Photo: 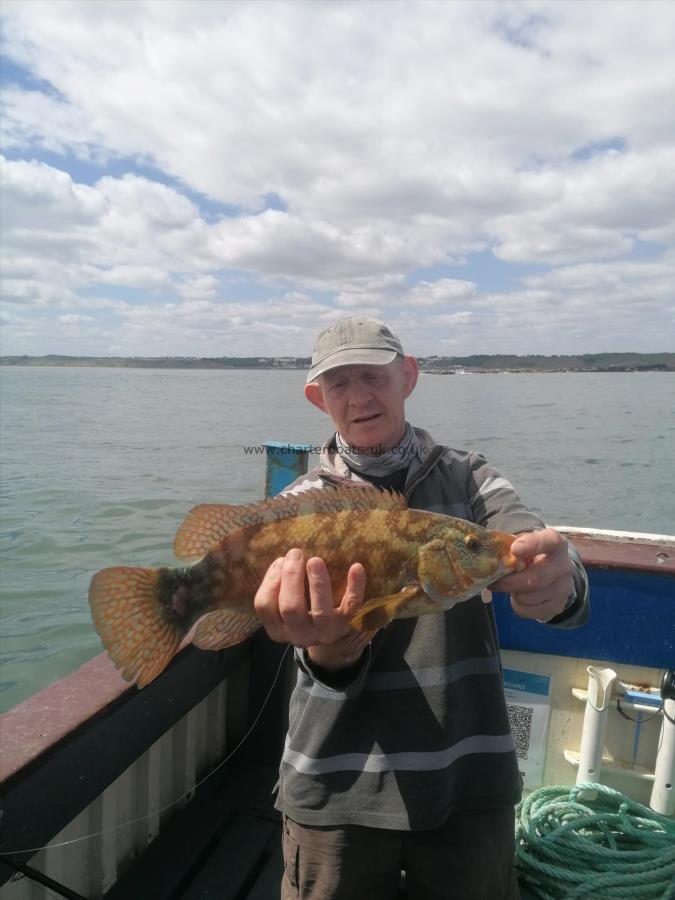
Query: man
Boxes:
[{"xmin": 254, "ymin": 317, "xmax": 589, "ymax": 900}]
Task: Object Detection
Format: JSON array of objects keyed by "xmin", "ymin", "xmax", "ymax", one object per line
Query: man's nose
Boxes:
[{"xmin": 348, "ymin": 383, "xmax": 372, "ymax": 405}]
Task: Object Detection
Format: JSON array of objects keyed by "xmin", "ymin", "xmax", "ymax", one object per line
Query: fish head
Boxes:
[{"xmin": 417, "ymin": 521, "xmax": 517, "ymax": 606}]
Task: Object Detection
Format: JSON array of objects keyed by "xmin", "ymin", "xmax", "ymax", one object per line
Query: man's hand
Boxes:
[
  {"xmin": 254, "ymin": 548, "xmax": 373, "ymax": 670},
  {"xmin": 491, "ymin": 528, "xmax": 574, "ymax": 622}
]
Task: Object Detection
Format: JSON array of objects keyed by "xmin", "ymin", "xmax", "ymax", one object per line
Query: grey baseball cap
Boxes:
[{"xmin": 306, "ymin": 317, "xmax": 404, "ymax": 383}]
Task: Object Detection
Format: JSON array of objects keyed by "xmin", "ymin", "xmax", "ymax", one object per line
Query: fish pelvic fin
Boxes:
[
  {"xmin": 193, "ymin": 610, "xmax": 261, "ymax": 651},
  {"xmin": 349, "ymin": 585, "xmax": 427, "ymax": 632},
  {"xmin": 173, "ymin": 485, "xmax": 407, "ymax": 560},
  {"xmin": 89, "ymin": 566, "xmax": 183, "ymax": 688}
]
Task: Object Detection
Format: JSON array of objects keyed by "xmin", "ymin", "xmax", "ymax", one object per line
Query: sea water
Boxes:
[{"xmin": 1, "ymin": 367, "xmax": 673, "ymax": 711}]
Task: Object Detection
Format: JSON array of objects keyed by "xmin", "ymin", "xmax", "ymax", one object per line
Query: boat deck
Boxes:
[{"xmin": 104, "ymin": 760, "xmax": 538, "ymax": 900}]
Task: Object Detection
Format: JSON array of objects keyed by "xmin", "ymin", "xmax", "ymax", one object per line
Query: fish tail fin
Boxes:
[{"xmin": 89, "ymin": 566, "xmax": 183, "ymax": 687}]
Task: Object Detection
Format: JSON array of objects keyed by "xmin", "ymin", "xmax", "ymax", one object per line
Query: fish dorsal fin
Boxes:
[{"xmin": 173, "ymin": 485, "xmax": 407, "ymax": 560}]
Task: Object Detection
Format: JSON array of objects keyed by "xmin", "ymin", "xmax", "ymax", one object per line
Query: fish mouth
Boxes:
[{"xmin": 493, "ymin": 531, "xmax": 518, "ymax": 572}]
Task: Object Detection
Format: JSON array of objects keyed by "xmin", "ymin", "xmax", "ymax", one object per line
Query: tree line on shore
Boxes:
[{"xmin": 1, "ymin": 352, "xmax": 673, "ymax": 372}]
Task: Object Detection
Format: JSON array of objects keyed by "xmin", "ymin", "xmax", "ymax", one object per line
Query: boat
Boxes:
[{"xmin": 1, "ymin": 443, "xmax": 673, "ymax": 899}]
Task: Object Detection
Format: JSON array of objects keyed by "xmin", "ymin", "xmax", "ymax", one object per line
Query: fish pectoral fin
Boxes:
[
  {"xmin": 193, "ymin": 610, "xmax": 261, "ymax": 651},
  {"xmin": 349, "ymin": 585, "xmax": 426, "ymax": 632},
  {"xmin": 398, "ymin": 592, "xmax": 451, "ymax": 617}
]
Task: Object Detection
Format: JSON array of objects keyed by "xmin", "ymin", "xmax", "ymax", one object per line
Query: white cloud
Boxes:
[
  {"xmin": 95, "ymin": 265, "xmax": 172, "ymax": 290},
  {"xmin": 209, "ymin": 210, "xmax": 451, "ymax": 282},
  {"xmin": 406, "ymin": 280, "xmax": 477, "ymax": 308},
  {"xmin": 522, "ymin": 257, "xmax": 675, "ymax": 297},
  {"xmin": 0, "ymin": 157, "xmax": 206, "ymax": 284},
  {"xmin": 3, "ymin": 1, "xmax": 673, "ymax": 215},
  {"xmin": 58, "ymin": 313, "xmax": 93, "ymax": 324},
  {"xmin": 490, "ymin": 147, "xmax": 675, "ymax": 264},
  {"xmin": 176, "ymin": 275, "xmax": 221, "ymax": 300},
  {"xmin": 434, "ymin": 312, "xmax": 477, "ymax": 326},
  {"xmin": 0, "ymin": 0, "xmax": 673, "ymax": 356}
]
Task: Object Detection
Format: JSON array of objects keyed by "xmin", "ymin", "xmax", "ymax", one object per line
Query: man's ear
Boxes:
[
  {"xmin": 305, "ymin": 381, "xmax": 328, "ymax": 412},
  {"xmin": 402, "ymin": 356, "xmax": 419, "ymax": 398}
]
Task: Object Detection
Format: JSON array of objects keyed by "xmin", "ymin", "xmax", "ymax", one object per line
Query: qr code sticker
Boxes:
[{"xmin": 507, "ymin": 704, "xmax": 534, "ymax": 759}]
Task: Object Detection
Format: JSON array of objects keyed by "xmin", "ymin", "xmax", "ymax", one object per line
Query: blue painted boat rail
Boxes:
[
  {"xmin": 264, "ymin": 441, "xmax": 312, "ymax": 497},
  {"xmin": 493, "ymin": 564, "xmax": 673, "ymax": 670}
]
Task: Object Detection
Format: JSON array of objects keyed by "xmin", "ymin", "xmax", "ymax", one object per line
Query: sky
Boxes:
[{"xmin": 1, "ymin": 0, "xmax": 674, "ymax": 359}]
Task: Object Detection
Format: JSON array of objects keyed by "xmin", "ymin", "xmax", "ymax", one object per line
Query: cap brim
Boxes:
[{"xmin": 306, "ymin": 348, "xmax": 398, "ymax": 383}]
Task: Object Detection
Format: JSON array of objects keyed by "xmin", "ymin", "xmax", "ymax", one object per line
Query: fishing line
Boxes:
[{"xmin": 0, "ymin": 643, "xmax": 291, "ymax": 858}]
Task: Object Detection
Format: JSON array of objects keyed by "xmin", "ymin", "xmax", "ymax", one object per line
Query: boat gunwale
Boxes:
[
  {"xmin": 558, "ymin": 528, "xmax": 675, "ymax": 574},
  {"xmin": 0, "ymin": 651, "xmax": 131, "ymax": 786},
  {"xmin": 1, "ymin": 528, "xmax": 672, "ymax": 789},
  {"xmin": 0, "ymin": 642, "xmax": 251, "ymax": 877}
]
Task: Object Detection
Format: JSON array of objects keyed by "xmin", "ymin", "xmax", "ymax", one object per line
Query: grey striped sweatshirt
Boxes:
[{"xmin": 274, "ymin": 427, "xmax": 589, "ymax": 830}]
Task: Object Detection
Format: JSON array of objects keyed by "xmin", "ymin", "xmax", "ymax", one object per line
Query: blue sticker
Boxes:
[{"xmin": 503, "ymin": 669, "xmax": 551, "ymax": 696}]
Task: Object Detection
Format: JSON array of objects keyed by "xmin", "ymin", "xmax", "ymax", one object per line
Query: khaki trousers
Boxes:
[{"xmin": 281, "ymin": 806, "xmax": 520, "ymax": 900}]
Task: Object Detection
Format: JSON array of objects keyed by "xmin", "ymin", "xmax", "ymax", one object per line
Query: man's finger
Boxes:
[
  {"xmin": 496, "ymin": 566, "xmax": 547, "ymax": 595},
  {"xmin": 253, "ymin": 556, "xmax": 286, "ymax": 642},
  {"xmin": 337, "ymin": 562, "xmax": 366, "ymax": 618},
  {"xmin": 261, "ymin": 556, "xmax": 284, "ymax": 590},
  {"xmin": 496, "ymin": 546, "xmax": 570, "ymax": 593},
  {"xmin": 511, "ymin": 528, "xmax": 566, "ymax": 559},
  {"xmin": 278, "ymin": 548, "xmax": 315, "ymax": 644},
  {"xmin": 510, "ymin": 573, "xmax": 574, "ymax": 617},
  {"xmin": 307, "ymin": 557, "xmax": 335, "ymax": 623}
]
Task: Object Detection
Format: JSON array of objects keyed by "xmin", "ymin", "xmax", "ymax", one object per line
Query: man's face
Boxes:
[{"xmin": 305, "ymin": 356, "xmax": 419, "ymax": 453}]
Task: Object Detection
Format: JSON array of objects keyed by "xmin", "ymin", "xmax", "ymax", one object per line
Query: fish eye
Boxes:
[{"xmin": 465, "ymin": 535, "xmax": 481, "ymax": 553}]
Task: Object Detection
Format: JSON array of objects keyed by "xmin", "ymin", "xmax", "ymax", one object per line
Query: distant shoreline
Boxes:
[{"xmin": 1, "ymin": 353, "xmax": 673, "ymax": 373}]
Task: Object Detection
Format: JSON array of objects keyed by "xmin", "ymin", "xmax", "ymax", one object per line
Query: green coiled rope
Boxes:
[{"xmin": 515, "ymin": 783, "xmax": 675, "ymax": 900}]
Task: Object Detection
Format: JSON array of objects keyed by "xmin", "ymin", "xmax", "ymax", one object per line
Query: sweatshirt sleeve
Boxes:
[
  {"xmin": 296, "ymin": 644, "xmax": 373, "ymax": 698},
  {"xmin": 465, "ymin": 452, "xmax": 545, "ymax": 534},
  {"xmin": 466, "ymin": 453, "xmax": 590, "ymax": 629},
  {"xmin": 544, "ymin": 543, "xmax": 591, "ymax": 629}
]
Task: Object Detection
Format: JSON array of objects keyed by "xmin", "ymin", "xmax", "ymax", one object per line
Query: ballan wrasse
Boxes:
[{"xmin": 89, "ymin": 486, "xmax": 518, "ymax": 687}]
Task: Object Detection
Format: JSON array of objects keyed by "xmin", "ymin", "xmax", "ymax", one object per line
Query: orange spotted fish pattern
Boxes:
[{"xmin": 89, "ymin": 486, "xmax": 517, "ymax": 687}]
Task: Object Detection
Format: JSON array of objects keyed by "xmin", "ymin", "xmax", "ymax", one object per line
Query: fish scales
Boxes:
[
  {"xmin": 206, "ymin": 508, "xmax": 432, "ymax": 605},
  {"xmin": 89, "ymin": 485, "xmax": 517, "ymax": 687}
]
